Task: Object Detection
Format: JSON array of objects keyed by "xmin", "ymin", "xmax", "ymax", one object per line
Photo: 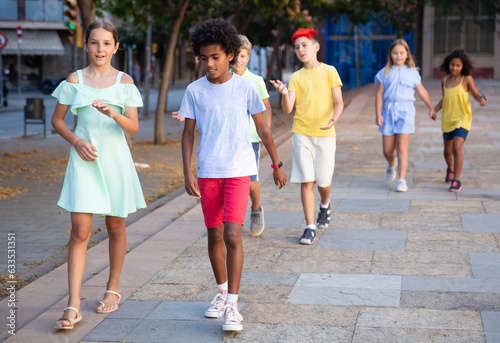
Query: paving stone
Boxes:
[
  {"xmin": 106, "ymin": 300, "xmax": 162, "ymax": 319},
  {"xmin": 416, "ymin": 147, "xmax": 443, "ymax": 154},
  {"xmin": 386, "ymin": 188, "xmax": 455, "ymax": 200},
  {"xmin": 458, "ymin": 189, "xmax": 500, "ymax": 200},
  {"xmin": 150, "ymin": 269, "xmax": 214, "ymax": 285},
  {"xmin": 356, "ymin": 307, "xmax": 483, "ymax": 330},
  {"xmin": 82, "ymin": 318, "xmax": 142, "ymax": 342},
  {"xmin": 330, "ymin": 188, "xmax": 389, "ymax": 200},
  {"xmin": 335, "ymin": 153, "xmax": 350, "ymax": 161},
  {"xmin": 372, "ymin": 251, "xmax": 470, "ymax": 277},
  {"xmin": 336, "ymin": 199, "xmax": 410, "ymax": 213},
  {"xmin": 257, "ymin": 211, "xmax": 305, "ymax": 228},
  {"xmin": 482, "ymin": 312, "xmax": 500, "ymax": 343},
  {"xmin": 349, "ymin": 176, "xmax": 413, "ymax": 190},
  {"xmin": 462, "ymin": 214, "xmax": 500, "ymax": 233},
  {"xmin": 220, "ymin": 323, "xmax": 354, "ymax": 343},
  {"xmin": 487, "ymin": 132, "xmax": 500, "ymax": 137},
  {"xmin": 130, "ymin": 283, "xmax": 205, "ymax": 301},
  {"xmin": 401, "ymin": 291, "xmax": 500, "ymax": 311},
  {"xmin": 477, "ymin": 117, "xmax": 500, "ymax": 122},
  {"xmin": 330, "ymin": 212, "xmax": 383, "ymax": 229},
  {"xmin": 238, "ymin": 285, "xmax": 293, "ymax": 304},
  {"xmin": 145, "ymin": 301, "xmax": 236, "ymax": 320},
  {"xmin": 409, "ymin": 200, "xmax": 485, "ymax": 214},
  {"xmin": 418, "ymin": 127, "xmax": 443, "ymax": 133},
  {"xmin": 240, "ymin": 272, "xmax": 300, "ymax": 287},
  {"xmin": 470, "ymin": 252, "xmax": 500, "ymax": 278},
  {"xmin": 405, "ymin": 230, "xmax": 498, "ymax": 253},
  {"xmin": 240, "ymin": 303, "xmax": 359, "ymax": 326},
  {"xmin": 124, "ymin": 319, "xmax": 222, "ymax": 343},
  {"xmin": 287, "ymin": 273, "xmax": 401, "ymax": 307},
  {"xmin": 414, "ymin": 160, "xmax": 471, "ymax": 169},
  {"xmin": 317, "ymin": 229, "xmax": 406, "ymax": 251},
  {"xmin": 271, "ymin": 249, "xmax": 373, "ymax": 274},
  {"xmin": 402, "ymin": 275, "xmax": 500, "ymax": 293},
  {"xmin": 352, "ymin": 327, "xmax": 486, "ymax": 343}
]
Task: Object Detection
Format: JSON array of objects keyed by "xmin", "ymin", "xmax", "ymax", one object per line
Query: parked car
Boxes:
[{"xmin": 40, "ymin": 78, "xmax": 65, "ymax": 94}]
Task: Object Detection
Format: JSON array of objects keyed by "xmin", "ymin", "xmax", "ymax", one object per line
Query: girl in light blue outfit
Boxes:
[
  {"xmin": 375, "ymin": 39, "xmax": 436, "ymax": 192},
  {"xmin": 52, "ymin": 19, "xmax": 145, "ymax": 330}
]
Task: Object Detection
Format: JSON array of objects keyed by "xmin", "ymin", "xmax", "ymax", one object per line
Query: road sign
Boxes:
[
  {"xmin": 0, "ymin": 32, "xmax": 7, "ymax": 50},
  {"xmin": 16, "ymin": 26, "xmax": 23, "ymax": 39}
]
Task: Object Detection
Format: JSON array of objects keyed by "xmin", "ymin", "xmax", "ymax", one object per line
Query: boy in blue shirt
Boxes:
[{"xmin": 178, "ymin": 18, "xmax": 286, "ymax": 332}]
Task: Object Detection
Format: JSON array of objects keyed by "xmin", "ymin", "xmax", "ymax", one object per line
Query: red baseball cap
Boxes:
[{"xmin": 291, "ymin": 28, "xmax": 318, "ymax": 45}]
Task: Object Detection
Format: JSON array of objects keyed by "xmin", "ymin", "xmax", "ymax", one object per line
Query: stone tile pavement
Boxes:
[{"xmin": 1, "ymin": 79, "xmax": 500, "ymax": 342}]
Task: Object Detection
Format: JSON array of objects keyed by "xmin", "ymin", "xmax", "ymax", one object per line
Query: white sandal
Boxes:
[
  {"xmin": 96, "ymin": 290, "xmax": 121, "ymax": 314},
  {"xmin": 54, "ymin": 306, "xmax": 82, "ymax": 330}
]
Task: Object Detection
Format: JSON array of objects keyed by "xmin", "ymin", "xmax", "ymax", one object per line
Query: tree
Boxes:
[
  {"xmin": 77, "ymin": 0, "xmax": 96, "ymax": 29},
  {"xmin": 95, "ymin": 0, "xmax": 191, "ymax": 144}
]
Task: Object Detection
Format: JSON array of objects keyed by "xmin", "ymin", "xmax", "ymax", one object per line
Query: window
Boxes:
[
  {"xmin": 434, "ymin": 1, "xmax": 494, "ymax": 55},
  {"xmin": 0, "ymin": 0, "xmax": 18, "ymax": 20},
  {"xmin": 25, "ymin": 0, "xmax": 64, "ymax": 22}
]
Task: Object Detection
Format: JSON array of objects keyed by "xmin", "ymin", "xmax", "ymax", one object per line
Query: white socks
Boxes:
[
  {"xmin": 217, "ymin": 282, "xmax": 228, "ymax": 293},
  {"xmin": 226, "ymin": 293, "xmax": 238, "ymax": 304}
]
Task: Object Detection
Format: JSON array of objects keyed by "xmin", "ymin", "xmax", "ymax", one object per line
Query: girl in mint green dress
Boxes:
[{"xmin": 52, "ymin": 19, "xmax": 145, "ymax": 330}]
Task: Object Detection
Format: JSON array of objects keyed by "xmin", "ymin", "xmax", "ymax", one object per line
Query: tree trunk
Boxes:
[
  {"xmin": 154, "ymin": 0, "xmax": 190, "ymax": 144},
  {"xmin": 77, "ymin": 0, "xmax": 95, "ymax": 29}
]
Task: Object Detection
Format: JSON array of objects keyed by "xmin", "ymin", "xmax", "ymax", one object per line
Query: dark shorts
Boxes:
[{"xmin": 443, "ymin": 127, "xmax": 469, "ymax": 141}]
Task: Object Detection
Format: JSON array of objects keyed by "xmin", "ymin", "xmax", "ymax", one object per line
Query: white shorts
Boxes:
[{"xmin": 291, "ymin": 133, "xmax": 336, "ymax": 187}]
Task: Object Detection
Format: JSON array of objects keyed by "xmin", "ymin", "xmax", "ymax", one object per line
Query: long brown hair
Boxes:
[{"xmin": 383, "ymin": 39, "xmax": 417, "ymax": 77}]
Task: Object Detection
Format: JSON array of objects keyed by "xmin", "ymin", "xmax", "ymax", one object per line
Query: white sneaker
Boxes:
[
  {"xmin": 219, "ymin": 303, "xmax": 243, "ymax": 331},
  {"xmin": 395, "ymin": 179, "xmax": 408, "ymax": 192},
  {"xmin": 386, "ymin": 158, "xmax": 398, "ymax": 182},
  {"xmin": 205, "ymin": 292, "xmax": 227, "ymax": 318}
]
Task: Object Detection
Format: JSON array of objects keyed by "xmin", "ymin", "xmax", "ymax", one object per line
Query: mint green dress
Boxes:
[{"xmin": 51, "ymin": 70, "xmax": 146, "ymax": 217}]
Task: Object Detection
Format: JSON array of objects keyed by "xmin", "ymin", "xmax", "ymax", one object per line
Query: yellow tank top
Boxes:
[{"xmin": 441, "ymin": 76, "xmax": 472, "ymax": 132}]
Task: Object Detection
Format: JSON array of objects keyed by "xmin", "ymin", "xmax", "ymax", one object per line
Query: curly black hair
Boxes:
[
  {"xmin": 189, "ymin": 18, "xmax": 241, "ymax": 65},
  {"xmin": 439, "ymin": 48, "xmax": 475, "ymax": 76}
]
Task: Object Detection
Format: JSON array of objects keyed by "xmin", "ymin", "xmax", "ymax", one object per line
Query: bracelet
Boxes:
[
  {"xmin": 271, "ymin": 161, "xmax": 283, "ymax": 169},
  {"xmin": 479, "ymin": 95, "xmax": 486, "ymax": 101}
]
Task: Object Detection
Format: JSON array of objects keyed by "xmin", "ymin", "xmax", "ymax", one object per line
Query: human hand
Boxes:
[
  {"xmin": 172, "ymin": 111, "xmax": 185, "ymax": 122},
  {"xmin": 73, "ymin": 138, "xmax": 98, "ymax": 161},
  {"xmin": 92, "ymin": 100, "xmax": 116, "ymax": 118},
  {"xmin": 270, "ymin": 80, "xmax": 288, "ymax": 96},
  {"xmin": 429, "ymin": 109, "xmax": 437, "ymax": 121},
  {"xmin": 184, "ymin": 172, "xmax": 201, "ymax": 197},
  {"xmin": 320, "ymin": 118, "xmax": 337, "ymax": 130},
  {"xmin": 273, "ymin": 168, "xmax": 287, "ymax": 189},
  {"xmin": 376, "ymin": 114, "xmax": 383, "ymax": 127},
  {"xmin": 479, "ymin": 96, "xmax": 487, "ymax": 106}
]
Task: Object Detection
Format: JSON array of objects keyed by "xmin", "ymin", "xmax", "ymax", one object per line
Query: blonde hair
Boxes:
[
  {"xmin": 383, "ymin": 39, "xmax": 417, "ymax": 76},
  {"xmin": 239, "ymin": 35, "xmax": 252, "ymax": 54}
]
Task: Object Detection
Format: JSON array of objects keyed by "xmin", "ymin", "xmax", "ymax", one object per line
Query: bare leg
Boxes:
[
  {"xmin": 382, "ymin": 135, "xmax": 397, "ymax": 166},
  {"xmin": 443, "ymin": 139, "xmax": 454, "ymax": 170},
  {"xmin": 96, "ymin": 216, "xmax": 126, "ymax": 312},
  {"xmin": 301, "ymin": 182, "xmax": 315, "ymax": 225},
  {"xmin": 452, "ymin": 137, "xmax": 466, "ymax": 180},
  {"xmin": 318, "ymin": 185, "xmax": 331, "ymax": 206},
  {"xmin": 207, "ymin": 225, "xmax": 227, "ymax": 285},
  {"xmin": 55, "ymin": 212, "xmax": 92, "ymax": 328},
  {"xmin": 249, "ymin": 181, "xmax": 261, "ymax": 210},
  {"xmin": 395, "ymin": 134, "xmax": 411, "ymax": 180},
  {"xmin": 224, "ymin": 222, "xmax": 244, "ymax": 295}
]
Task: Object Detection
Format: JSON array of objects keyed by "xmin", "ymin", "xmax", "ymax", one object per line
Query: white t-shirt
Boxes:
[{"xmin": 179, "ymin": 74, "xmax": 266, "ymax": 178}]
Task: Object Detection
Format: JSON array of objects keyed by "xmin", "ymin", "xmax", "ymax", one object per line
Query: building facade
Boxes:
[{"xmin": 0, "ymin": 0, "xmax": 72, "ymax": 91}]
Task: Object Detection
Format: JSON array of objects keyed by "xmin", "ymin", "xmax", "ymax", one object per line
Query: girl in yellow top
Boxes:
[{"xmin": 434, "ymin": 49, "xmax": 486, "ymax": 192}]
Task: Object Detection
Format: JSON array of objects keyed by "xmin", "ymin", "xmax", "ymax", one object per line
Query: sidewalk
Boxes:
[{"xmin": 1, "ymin": 79, "xmax": 500, "ymax": 342}]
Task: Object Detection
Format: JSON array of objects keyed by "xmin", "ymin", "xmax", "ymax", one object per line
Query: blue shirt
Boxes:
[
  {"xmin": 374, "ymin": 65, "xmax": 421, "ymax": 102},
  {"xmin": 179, "ymin": 74, "xmax": 266, "ymax": 178}
]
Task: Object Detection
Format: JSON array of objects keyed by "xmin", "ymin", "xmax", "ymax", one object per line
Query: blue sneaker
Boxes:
[
  {"xmin": 316, "ymin": 204, "xmax": 331, "ymax": 228},
  {"xmin": 299, "ymin": 228, "xmax": 316, "ymax": 245}
]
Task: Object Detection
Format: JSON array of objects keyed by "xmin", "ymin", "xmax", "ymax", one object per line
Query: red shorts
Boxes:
[{"xmin": 198, "ymin": 176, "xmax": 250, "ymax": 228}]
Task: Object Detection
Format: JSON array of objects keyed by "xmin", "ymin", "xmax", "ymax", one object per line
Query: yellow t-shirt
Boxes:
[
  {"xmin": 441, "ymin": 76, "xmax": 472, "ymax": 132},
  {"xmin": 288, "ymin": 63, "xmax": 343, "ymax": 137}
]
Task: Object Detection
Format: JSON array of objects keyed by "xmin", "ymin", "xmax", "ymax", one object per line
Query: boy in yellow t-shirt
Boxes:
[{"xmin": 271, "ymin": 28, "xmax": 344, "ymax": 245}]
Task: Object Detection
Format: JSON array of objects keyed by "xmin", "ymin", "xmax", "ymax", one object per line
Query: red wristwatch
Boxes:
[{"xmin": 271, "ymin": 161, "xmax": 283, "ymax": 169}]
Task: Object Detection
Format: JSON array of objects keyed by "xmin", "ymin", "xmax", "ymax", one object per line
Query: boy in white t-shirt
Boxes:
[
  {"xmin": 271, "ymin": 28, "xmax": 344, "ymax": 245},
  {"xmin": 179, "ymin": 18, "xmax": 286, "ymax": 332},
  {"xmin": 231, "ymin": 35, "xmax": 272, "ymax": 236}
]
